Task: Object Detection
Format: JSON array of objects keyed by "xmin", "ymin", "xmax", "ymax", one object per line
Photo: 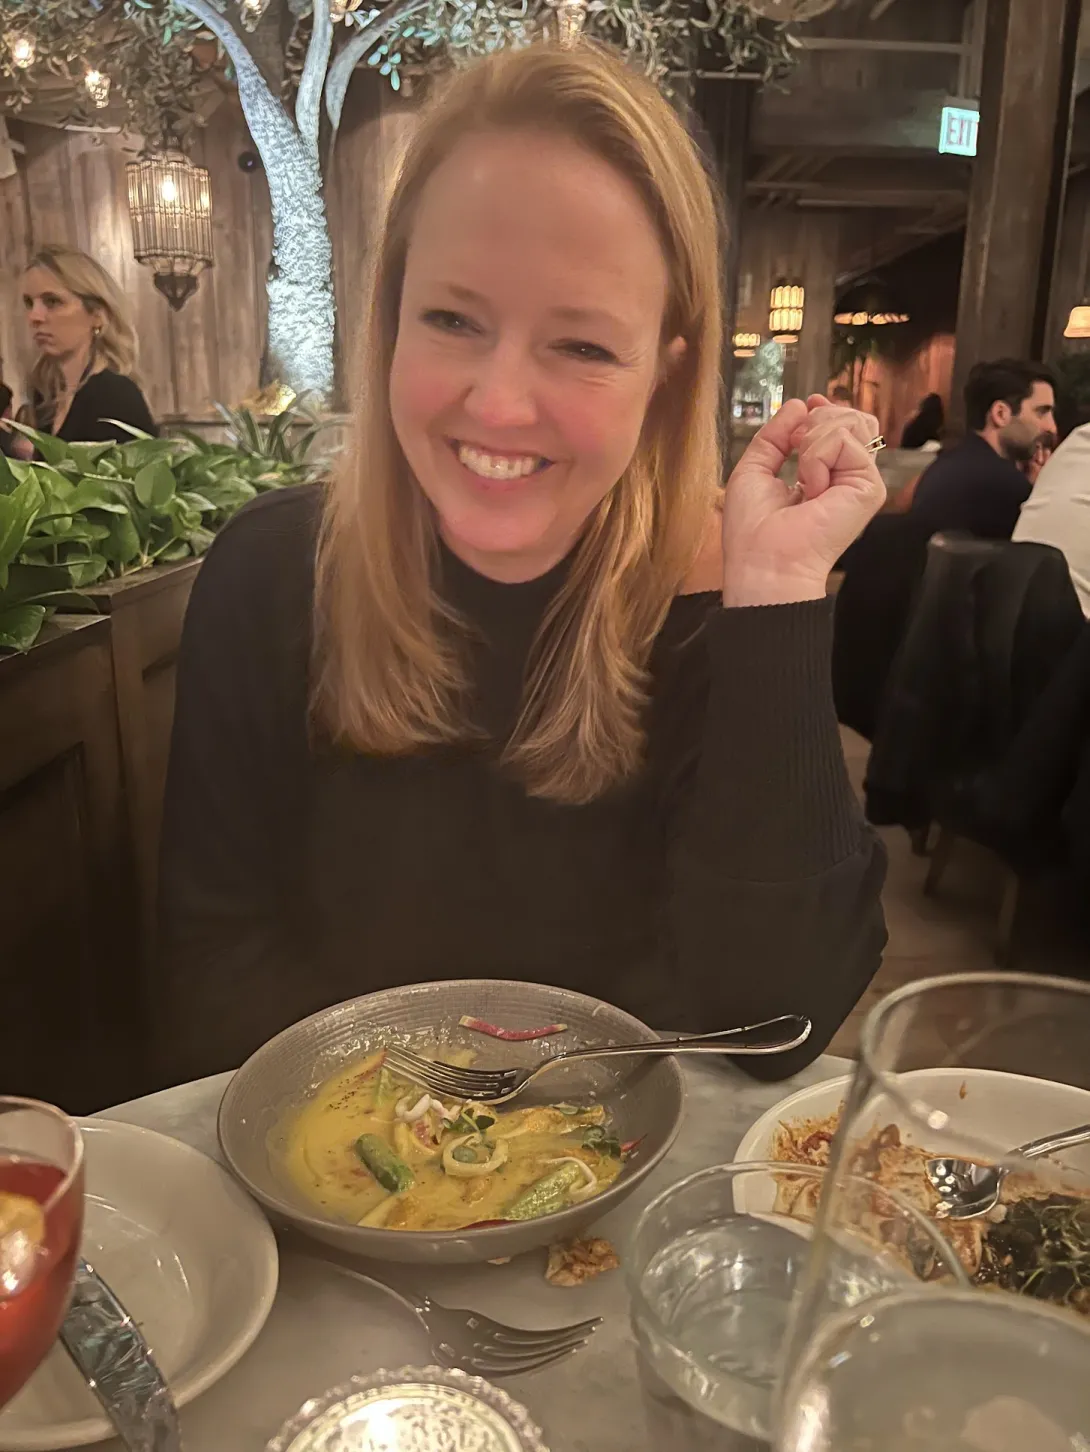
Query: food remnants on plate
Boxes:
[
  {"xmin": 772, "ymin": 1110, "xmax": 1090, "ymax": 1315},
  {"xmin": 545, "ymin": 1236, "xmax": 620, "ymax": 1287},
  {"xmin": 279, "ymin": 1046, "xmax": 630, "ymax": 1232}
]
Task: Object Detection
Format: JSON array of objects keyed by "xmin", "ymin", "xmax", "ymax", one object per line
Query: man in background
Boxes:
[
  {"xmin": 909, "ymin": 359, "xmax": 1056, "ymax": 538},
  {"xmin": 1014, "ymin": 421, "xmax": 1090, "ymax": 616}
]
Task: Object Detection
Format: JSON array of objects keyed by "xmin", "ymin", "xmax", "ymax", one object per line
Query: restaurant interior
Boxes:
[{"xmin": 2, "ymin": 0, "xmax": 1090, "ymax": 1447}]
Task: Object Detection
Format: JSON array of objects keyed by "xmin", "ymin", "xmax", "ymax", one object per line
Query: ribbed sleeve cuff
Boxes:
[{"xmin": 691, "ymin": 597, "xmax": 862, "ymax": 879}]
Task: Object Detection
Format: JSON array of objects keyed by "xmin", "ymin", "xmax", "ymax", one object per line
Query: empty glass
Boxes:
[
  {"xmin": 626, "ymin": 1161, "xmax": 964, "ymax": 1452},
  {"xmin": 778, "ymin": 1286, "xmax": 1090, "ymax": 1452}
]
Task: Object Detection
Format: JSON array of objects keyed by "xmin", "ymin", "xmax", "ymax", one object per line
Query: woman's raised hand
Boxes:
[{"xmin": 720, "ymin": 395, "xmax": 886, "ymax": 607}]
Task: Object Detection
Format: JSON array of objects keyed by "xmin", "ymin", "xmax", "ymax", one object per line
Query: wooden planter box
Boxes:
[
  {"xmin": 0, "ymin": 617, "xmax": 144, "ymax": 1111},
  {"xmin": 80, "ymin": 560, "xmax": 203, "ymax": 950},
  {"xmin": 2, "ymin": 561, "xmax": 203, "ymax": 1107}
]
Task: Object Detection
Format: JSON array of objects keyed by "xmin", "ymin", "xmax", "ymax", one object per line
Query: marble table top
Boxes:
[{"xmin": 93, "ymin": 1054, "xmax": 851, "ymax": 1451}]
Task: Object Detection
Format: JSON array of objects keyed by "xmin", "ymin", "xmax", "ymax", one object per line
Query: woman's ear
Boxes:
[{"xmin": 659, "ymin": 336, "xmax": 687, "ymax": 384}]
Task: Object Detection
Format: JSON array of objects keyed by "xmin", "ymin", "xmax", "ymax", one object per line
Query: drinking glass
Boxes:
[
  {"xmin": 0, "ymin": 1098, "xmax": 84, "ymax": 1409},
  {"xmin": 626, "ymin": 1160, "xmax": 965, "ymax": 1452},
  {"xmin": 804, "ymin": 972, "xmax": 1090, "ymax": 1326},
  {"xmin": 778, "ymin": 1286, "xmax": 1090, "ymax": 1452}
]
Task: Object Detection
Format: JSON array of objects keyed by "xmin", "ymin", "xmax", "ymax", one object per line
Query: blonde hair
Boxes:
[
  {"xmin": 24, "ymin": 245, "xmax": 138, "ymax": 420},
  {"xmin": 313, "ymin": 42, "xmax": 723, "ymax": 804}
]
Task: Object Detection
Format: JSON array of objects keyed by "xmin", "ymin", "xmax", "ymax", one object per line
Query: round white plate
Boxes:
[
  {"xmin": 0, "ymin": 1120, "xmax": 278, "ymax": 1450},
  {"xmin": 736, "ymin": 1069, "xmax": 1090, "ymax": 1171}
]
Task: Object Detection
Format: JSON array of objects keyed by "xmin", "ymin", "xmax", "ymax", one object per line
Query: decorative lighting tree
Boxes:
[{"xmin": 1, "ymin": 0, "xmax": 826, "ymax": 401}]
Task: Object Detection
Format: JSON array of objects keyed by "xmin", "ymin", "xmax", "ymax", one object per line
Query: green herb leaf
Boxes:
[
  {"xmin": 0, "ymin": 603, "xmax": 47, "ymax": 652},
  {"xmin": 134, "ymin": 459, "xmax": 177, "ymax": 509}
]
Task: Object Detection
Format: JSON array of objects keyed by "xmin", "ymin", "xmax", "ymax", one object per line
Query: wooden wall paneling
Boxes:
[
  {"xmin": 796, "ymin": 214, "xmax": 840, "ymax": 399},
  {"xmin": 0, "ymin": 133, "xmax": 31, "ymax": 390},
  {"xmin": 858, "ymin": 332, "xmax": 955, "ymax": 446},
  {"xmin": 164, "ymin": 123, "xmax": 220, "ymax": 417},
  {"xmin": 330, "ymin": 75, "xmax": 418, "ymax": 399}
]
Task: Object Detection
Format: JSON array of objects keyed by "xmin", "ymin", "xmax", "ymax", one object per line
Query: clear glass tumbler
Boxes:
[
  {"xmin": 626, "ymin": 1160, "xmax": 965, "ymax": 1452},
  {"xmin": 778, "ymin": 1285, "xmax": 1090, "ymax": 1452}
]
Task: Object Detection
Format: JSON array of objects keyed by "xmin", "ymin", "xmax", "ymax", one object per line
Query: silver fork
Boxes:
[
  {"xmin": 319, "ymin": 1262, "xmax": 601, "ymax": 1376},
  {"xmin": 382, "ymin": 1013, "xmax": 812, "ymax": 1104}
]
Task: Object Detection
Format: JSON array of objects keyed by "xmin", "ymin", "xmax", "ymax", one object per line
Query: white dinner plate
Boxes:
[
  {"xmin": 0, "ymin": 1120, "xmax": 279, "ymax": 1450},
  {"xmin": 735, "ymin": 1068, "xmax": 1090, "ymax": 1174}
]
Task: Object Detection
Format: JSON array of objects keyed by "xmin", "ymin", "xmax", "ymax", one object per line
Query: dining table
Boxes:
[{"xmin": 94, "ymin": 1051, "xmax": 852, "ymax": 1452}]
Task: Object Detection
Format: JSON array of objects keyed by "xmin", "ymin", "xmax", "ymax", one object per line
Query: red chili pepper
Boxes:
[
  {"xmin": 458, "ymin": 1015, "xmax": 568, "ymax": 1041},
  {"xmin": 465, "ymin": 1218, "xmax": 514, "ymax": 1229},
  {"xmin": 620, "ymin": 1137, "xmax": 644, "ymax": 1156}
]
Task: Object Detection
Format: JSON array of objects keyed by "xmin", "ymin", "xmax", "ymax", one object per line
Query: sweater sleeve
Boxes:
[
  {"xmin": 665, "ymin": 597, "xmax": 887, "ymax": 1079},
  {"xmin": 154, "ymin": 492, "xmax": 315, "ymax": 1085}
]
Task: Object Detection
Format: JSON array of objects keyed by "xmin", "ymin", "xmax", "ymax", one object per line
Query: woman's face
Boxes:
[
  {"xmin": 22, "ymin": 267, "xmax": 99, "ymax": 363},
  {"xmin": 389, "ymin": 128, "xmax": 678, "ymax": 583}
]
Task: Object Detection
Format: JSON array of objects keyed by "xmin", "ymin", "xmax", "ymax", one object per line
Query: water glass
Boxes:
[
  {"xmin": 626, "ymin": 1160, "xmax": 964, "ymax": 1452},
  {"xmin": 778, "ymin": 1286, "xmax": 1090, "ymax": 1452}
]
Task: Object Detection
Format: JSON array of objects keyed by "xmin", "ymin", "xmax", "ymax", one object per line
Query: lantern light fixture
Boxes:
[
  {"xmin": 9, "ymin": 34, "xmax": 35, "ymax": 69},
  {"xmin": 769, "ymin": 279, "xmax": 804, "ymax": 343},
  {"xmin": 84, "ymin": 69, "xmax": 111, "ymax": 108},
  {"xmin": 126, "ymin": 146, "xmax": 214, "ymax": 310}
]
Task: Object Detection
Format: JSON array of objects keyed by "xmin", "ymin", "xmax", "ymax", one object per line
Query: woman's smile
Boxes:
[{"xmin": 451, "ymin": 440, "xmax": 554, "ymax": 486}]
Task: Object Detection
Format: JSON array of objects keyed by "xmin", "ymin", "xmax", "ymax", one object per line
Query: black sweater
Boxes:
[
  {"xmin": 35, "ymin": 369, "xmax": 157, "ymax": 445},
  {"xmin": 155, "ymin": 486, "xmax": 887, "ymax": 1085}
]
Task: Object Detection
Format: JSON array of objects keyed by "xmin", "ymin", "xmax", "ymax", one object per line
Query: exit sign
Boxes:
[{"xmin": 939, "ymin": 104, "xmax": 979, "ymax": 157}]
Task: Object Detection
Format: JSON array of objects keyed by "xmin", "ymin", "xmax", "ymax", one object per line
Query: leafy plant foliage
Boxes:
[{"xmin": 0, "ymin": 406, "xmax": 332, "ymax": 653}]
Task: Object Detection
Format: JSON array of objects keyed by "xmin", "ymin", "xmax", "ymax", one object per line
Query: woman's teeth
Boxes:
[{"xmin": 457, "ymin": 444, "xmax": 543, "ymax": 481}]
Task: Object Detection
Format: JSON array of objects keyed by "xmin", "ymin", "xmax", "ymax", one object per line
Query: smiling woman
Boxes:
[{"xmin": 155, "ymin": 42, "xmax": 888, "ymax": 1089}]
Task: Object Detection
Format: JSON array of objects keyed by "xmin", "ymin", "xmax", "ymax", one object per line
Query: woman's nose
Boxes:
[{"xmin": 463, "ymin": 346, "xmax": 539, "ymax": 430}]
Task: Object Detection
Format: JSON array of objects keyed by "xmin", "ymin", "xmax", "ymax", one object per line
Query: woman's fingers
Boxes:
[
  {"xmin": 735, "ymin": 397, "xmax": 810, "ymax": 479},
  {"xmin": 796, "ymin": 407, "xmax": 882, "ymax": 500}
]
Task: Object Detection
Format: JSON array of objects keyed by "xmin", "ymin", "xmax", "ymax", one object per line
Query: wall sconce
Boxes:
[
  {"xmin": 769, "ymin": 279, "xmax": 804, "ymax": 343},
  {"xmin": 732, "ymin": 332, "xmax": 761, "ymax": 358}
]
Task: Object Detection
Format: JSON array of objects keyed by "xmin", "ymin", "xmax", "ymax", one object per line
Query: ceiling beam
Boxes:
[
  {"xmin": 795, "ymin": 37, "xmax": 965, "ymax": 55},
  {"xmin": 748, "ymin": 182, "xmax": 966, "ymax": 207}
]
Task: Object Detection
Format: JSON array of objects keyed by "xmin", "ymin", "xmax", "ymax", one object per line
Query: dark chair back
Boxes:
[
  {"xmin": 864, "ymin": 538, "xmax": 1081, "ymax": 830},
  {"xmin": 832, "ymin": 513, "xmax": 935, "ymax": 739}
]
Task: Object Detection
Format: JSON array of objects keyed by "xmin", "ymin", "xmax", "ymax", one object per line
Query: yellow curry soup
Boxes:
[{"xmin": 279, "ymin": 1048, "xmax": 628, "ymax": 1232}]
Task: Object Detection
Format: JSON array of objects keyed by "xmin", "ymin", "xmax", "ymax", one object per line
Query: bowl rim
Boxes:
[{"xmin": 217, "ymin": 978, "xmax": 685, "ymax": 1246}]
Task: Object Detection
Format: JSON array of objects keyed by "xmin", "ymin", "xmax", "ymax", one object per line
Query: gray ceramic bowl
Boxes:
[{"xmin": 218, "ymin": 979, "xmax": 684, "ymax": 1265}]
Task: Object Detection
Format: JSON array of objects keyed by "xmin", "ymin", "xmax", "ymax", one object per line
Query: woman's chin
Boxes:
[{"xmin": 438, "ymin": 512, "xmax": 564, "ymax": 581}]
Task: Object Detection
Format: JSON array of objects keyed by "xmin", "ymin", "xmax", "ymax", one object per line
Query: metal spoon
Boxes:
[{"xmin": 926, "ymin": 1123, "xmax": 1090, "ymax": 1219}]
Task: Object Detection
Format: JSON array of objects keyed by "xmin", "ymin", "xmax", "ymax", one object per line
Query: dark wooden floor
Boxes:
[{"xmin": 827, "ymin": 729, "xmax": 1090, "ymax": 1060}]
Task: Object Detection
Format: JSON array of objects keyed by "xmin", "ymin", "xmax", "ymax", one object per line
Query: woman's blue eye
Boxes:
[
  {"xmin": 559, "ymin": 340, "xmax": 617, "ymax": 364},
  {"xmin": 422, "ymin": 309, "xmax": 477, "ymax": 334}
]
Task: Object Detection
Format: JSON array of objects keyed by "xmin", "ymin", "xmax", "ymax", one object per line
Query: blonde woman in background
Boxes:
[
  {"xmin": 158, "ymin": 42, "xmax": 888, "ymax": 1086},
  {"xmin": 11, "ymin": 244, "xmax": 156, "ymax": 458}
]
